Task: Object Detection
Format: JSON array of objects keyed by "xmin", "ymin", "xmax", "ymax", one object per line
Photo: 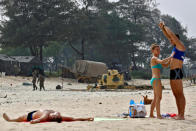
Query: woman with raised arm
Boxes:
[{"xmin": 159, "ymin": 22, "xmax": 186, "ymax": 120}]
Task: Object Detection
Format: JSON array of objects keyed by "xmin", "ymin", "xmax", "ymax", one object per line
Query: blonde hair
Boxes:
[{"xmin": 151, "ymin": 43, "xmax": 159, "ymax": 52}]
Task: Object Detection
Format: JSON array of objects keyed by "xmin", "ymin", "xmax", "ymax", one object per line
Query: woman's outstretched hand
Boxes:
[{"xmin": 159, "ymin": 22, "xmax": 165, "ymax": 29}]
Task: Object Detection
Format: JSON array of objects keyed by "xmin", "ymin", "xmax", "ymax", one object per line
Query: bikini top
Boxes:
[
  {"xmin": 151, "ymin": 63, "xmax": 162, "ymax": 69},
  {"xmin": 172, "ymin": 46, "xmax": 185, "ymax": 61}
]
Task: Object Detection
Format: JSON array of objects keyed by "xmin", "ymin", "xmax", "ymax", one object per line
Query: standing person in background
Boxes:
[
  {"xmin": 37, "ymin": 72, "xmax": 45, "ymax": 91},
  {"xmin": 159, "ymin": 22, "xmax": 186, "ymax": 120},
  {"xmin": 32, "ymin": 70, "xmax": 38, "ymax": 91},
  {"xmin": 13, "ymin": 64, "xmax": 20, "ymax": 76}
]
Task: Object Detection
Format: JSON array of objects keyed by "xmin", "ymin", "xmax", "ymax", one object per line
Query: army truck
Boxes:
[{"xmin": 72, "ymin": 60, "xmax": 108, "ymax": 83}]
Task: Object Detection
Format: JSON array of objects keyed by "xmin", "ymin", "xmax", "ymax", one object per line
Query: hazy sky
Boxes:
[
  {"xmin": 109, "ymin": 0, "xmax": 196, "ymax": 38},
  {"xmin": 156, "ymin": 0, "xmax": 196, "ymax": 38}
]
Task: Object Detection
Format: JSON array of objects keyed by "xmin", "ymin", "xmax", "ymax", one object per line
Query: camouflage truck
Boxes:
[{"xmin": 72, "ymin": 60, "xmax": 108, "ymax": 83}]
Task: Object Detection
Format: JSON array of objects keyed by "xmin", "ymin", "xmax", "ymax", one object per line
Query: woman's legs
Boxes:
[
  {"xmin": 150, "ymin": 79, "xmax": 162, "ymax": 119},
  {"xmin": 155, "ymin": 80, "xmax": 162, "ymax": 119},
  {"xmin": 150, "ymin": 90, "xmax": 156, "ymax": 118},
  {"xmin": 170, "ymin": 80, "xmax": 185, "ymax": 120},
  {"xmin": 3, "ymin": 113, "xmax": 27, "ymax": 122}
]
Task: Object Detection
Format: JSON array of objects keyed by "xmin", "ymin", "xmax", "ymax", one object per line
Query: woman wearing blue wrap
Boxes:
[
  {"xmin": 150, "ymin": 44, "xmax": 171, "ymax": 119},
  {"xmin": 159, "ymin": 22, "xmax": 186, "ymax": 120}
]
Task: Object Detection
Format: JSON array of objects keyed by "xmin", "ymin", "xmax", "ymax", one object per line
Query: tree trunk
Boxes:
[
  {"xmin": 131, "ymin": 52, "xmax": 137, "ymax": 70},
  {"xmin": 30, "ymin": 46, "xmax": 39, "ymax": 57},
  {"xmin": 29, "ymin": 47, "xmax": 36, "ymax": 56},
  {"xmin": 68, "ymin": 42, "xmax": 82, "ymax": 58},
  {"xmin": 81, "ymin": 38, "xmax": 85, "ymax": 60},
  {"xmin": 39, "ymin": 45, "xmax": 43, "ymax": 63}
]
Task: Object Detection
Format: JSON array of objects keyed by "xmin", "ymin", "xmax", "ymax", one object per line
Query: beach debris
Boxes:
[
  {"xmin": 6, "ymin": 101, "xmax": 12, "ymax": 104},
  {"xmin": 56, "ymin": 85, "xmax": 62, "ymax": 90},
  {"xmin": 147, "ymin": 91, "xmax": 152, "ymax": 94},
  {"xmin": 67, "ymin": 83, "xmax": 72, "ymax": 85},
  {"xmin": 99, "ymin": 102, "xmax": 102, "ymax": 104},
  {"xmin": 0, "ymin": 94, "xmax": 7, "ymax": 98},
  {"xmin": 22, "ymin": 82, "xmax": 32, "ymax": 86},
  {"xmin": 117, "ymin": 113, "xmax": 129, "ymax": 118}
]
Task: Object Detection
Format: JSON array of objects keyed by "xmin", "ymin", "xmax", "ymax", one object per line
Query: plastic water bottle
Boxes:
[
  {"xmin": 140, "ymin": 100, "xmax": 144, "ymax": 105},
  {"xmin": 129, "ymin": 100, "xmax": 135, "ymax": 117},
  {"xmin": 129, "ymin": 106, "xmax": 132, "ymax": 117},
  {"xmin": 130, "ymin": 99, "xmax": 135, "ymax": 105}
]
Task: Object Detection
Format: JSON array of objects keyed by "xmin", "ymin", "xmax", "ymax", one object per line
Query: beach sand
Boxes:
[{"xmin": 0, "ymin": 76, "xmax": 196, "ymax": 131}]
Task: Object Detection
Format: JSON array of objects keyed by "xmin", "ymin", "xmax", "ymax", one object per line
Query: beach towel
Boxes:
[{"xmin": 94, "ymin": 117, "xmax": 126, "ymax": 122}]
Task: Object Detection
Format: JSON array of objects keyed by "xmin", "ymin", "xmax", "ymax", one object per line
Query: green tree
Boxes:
[
  {"xmin": 0, "ymin": 47, "xmax": 30, "ymax": 56},
  {"xmin": 63, "ymin": 0, "xmax": 111, "ymax": 60},
  {"xmin": 113, "ymin": 0, "xmax": 155, "ymax": 69},
  {"xmin": 0, "ymin": 0, "xmax": 76, "ymax": 62}
]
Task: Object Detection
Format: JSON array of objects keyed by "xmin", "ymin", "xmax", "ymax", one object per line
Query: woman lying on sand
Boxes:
[{"xmin": 3, "ymin": 109, "xmax": 94, "ymax": 124}]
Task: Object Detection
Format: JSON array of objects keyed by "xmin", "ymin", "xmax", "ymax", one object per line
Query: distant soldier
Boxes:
[
  {"xmin": 32, "ymin": 70, "xmax": 38, "ymax": 91},
  {"xmin": 14, "ymin": 64, "xmax": 20, "ymax": 76},
  {"xmin": 38, "ymin": 73, "xmax": 45, "ymax": 91},
  {"xmin": 190, "ymin": 75, "xmax": 193, "ymax": 84},
  {"xmin": 193, "ymin": 74, "xmax": 196, "ymax": 84}
]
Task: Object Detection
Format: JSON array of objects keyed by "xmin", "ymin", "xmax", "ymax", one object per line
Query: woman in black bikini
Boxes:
[
  {"xmin": 159, "ymin": 22, "xmax": 186, "ymax": 120},
  {"xmin": 3, "ymin": 109, "xmax": 94, "ymax": 124}
]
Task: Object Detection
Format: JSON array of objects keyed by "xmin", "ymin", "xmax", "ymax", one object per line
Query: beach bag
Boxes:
[{"xmin": 129, "ymin": 100, "xmax": 146, "ymax": 118}]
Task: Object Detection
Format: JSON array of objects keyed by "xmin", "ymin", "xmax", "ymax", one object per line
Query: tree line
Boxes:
[{"xmin": 0, "ymin": 0, "xmax": 195, "ymax": 71}]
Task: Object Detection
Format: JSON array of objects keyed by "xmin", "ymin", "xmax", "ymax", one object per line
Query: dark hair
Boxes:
[
  {"xmin": 175, "ymin": 34, "xmax": 180, "ymax": 40},
  {"xmin": 56, "ymin": 117, "xmax": 62, "ymax": 123},
  {"xmin": 50, "ymin": 117, "xmax": 62, "ymax": 123}
]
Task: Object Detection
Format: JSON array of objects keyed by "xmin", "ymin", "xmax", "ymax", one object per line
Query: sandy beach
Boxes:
[{"xmin": 0, "ymin": 76, "xmax": 196, "ymax": 131}]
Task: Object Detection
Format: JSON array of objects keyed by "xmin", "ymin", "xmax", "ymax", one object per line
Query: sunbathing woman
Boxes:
[
  {"xmin": 3, "ymin": 109, "xmax": 94, "ymax": 124},
  {"xmin": 150, "ymin": 44, "xmax": 171, "ymax": 119}
]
